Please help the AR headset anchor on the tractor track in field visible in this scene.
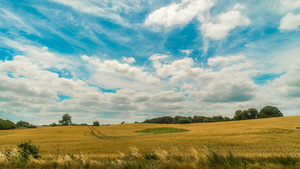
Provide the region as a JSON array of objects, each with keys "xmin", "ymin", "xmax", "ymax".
[{"xmin": 88, "ymin": 126, "xmax": 119, "ymax": 139}]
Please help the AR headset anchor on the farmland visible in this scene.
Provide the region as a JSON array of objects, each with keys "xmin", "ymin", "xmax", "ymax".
[{"xmin": 1, "ymin": 116, "xmax": 300, "ymax": 168}]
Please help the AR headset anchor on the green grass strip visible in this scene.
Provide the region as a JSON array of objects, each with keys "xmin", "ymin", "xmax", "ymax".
[{"xmin": 137, "ymin": 127, "xmax": 189, "ymax": 134}]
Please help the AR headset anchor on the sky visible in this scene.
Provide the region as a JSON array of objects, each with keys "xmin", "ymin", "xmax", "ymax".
[{"xmin": 0, "ymin": 0, "xmax": 300, "ymax": 125}]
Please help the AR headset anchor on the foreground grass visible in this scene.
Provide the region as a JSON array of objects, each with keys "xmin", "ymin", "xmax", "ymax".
[
  {"xmin": 1, "ymin": 146, "xmax": 299, "ymax": 169},
  {"xmin": 137, "ymin": 127, "xmax": 189, "ymax": 134}
]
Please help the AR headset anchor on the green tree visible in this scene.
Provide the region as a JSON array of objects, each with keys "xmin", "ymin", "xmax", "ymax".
[
  {"xmin": 242, "ymin": 110, "xmax": 251, "ymax": 120},
  {"xmin": 93, "ymin": 121, "xmax": 100, "ymax": 126},
  {"xmin": 50, "ymin": 123, "xmax": 57, "ymax": 127},
  {"xmin": 178, "ymin": 118, "xmax": 192, "ymax": 124},
  {"xmin": 233, "ymin": 110, "xmax": 243, "ymax": 120},
  {"xmin": 16, "ymin": 120, "xmax": 36, "ymax": 128},
  {"xmin": 258, "ymin": 106, "xmax": 283, "ymax": 118},
  {"xmin": 248, "ymin": 108, "xmax": 258, "ymax": 119},
  {"xmin": 224, "ymin": 117, "xmax": 231, "ymax": 121},
  {"xmin": 0, "ymin": 119, "xmax": 16, "ymax": 130},
  {"xmin": 59, "ymin": 114, "xmax": 72, "ymax": 126}
]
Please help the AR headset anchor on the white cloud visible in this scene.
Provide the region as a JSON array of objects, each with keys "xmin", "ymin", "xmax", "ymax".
[
  {"xmin": 145, "ymin": 0, "xmax": 214, "ymax": 28},
  {"xmin": 233, "ymin": 3, "xmax": 246, "ymax": 10},
  {"xmin": 149, "ymin": 54, "xmax": 169, "ymax": 61},
  {"xmin": 81, "ymin": 55, "xmax": 160, "ymax": 89},
  {"xmin": 271, "ymin": 59, "xmax": 300, "ymax": 97},
  {"xmin": 154, "ymin": 57, "xmax": 209, "ymax": 82},
  {"xmin": 122, "ymin": 57, "xmax": 136, "ymax": 63},
  {"xmin": 279, "ymin": 13, "xmax": 300, "ymax": 31},
  {"xmin": 180, "ymin": 49, "xmax": 193, "ymax": 56},
  {"xmin": 279, "ymin": 0, "xmax": 300, "ymax": 11},
  {"xmin": 208, "ymin": 55, "xmax": 246, "ymax": 66},
  {"xmin": 201, "ymin": 10, "xmax": 251, "ymax": 40},
  {"xmin": 152, "ymin": 56, "xmax": 257, "ymax": 103}
]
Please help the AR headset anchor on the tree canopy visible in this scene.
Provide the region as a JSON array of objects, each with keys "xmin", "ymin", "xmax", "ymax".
[
  {"xmin": 258, "ymin": 106, "xmax": 283, "ymax": 118},
  {"xmin": 59, "ymin": 114, "xmax": 72, "ymax": 126}
]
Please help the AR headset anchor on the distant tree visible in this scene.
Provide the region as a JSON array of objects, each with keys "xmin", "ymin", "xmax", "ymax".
[
  {"xmin": 17, "ymin": 120, "xmax": 36, "ymax": 128},
  {"xmin": 17, "ymin": 120, "xmax": 30, "ymax": 127},
  {"xmin": 134, "ymin": 121, "xmax": 139, "ymax": 123},
  {"xmin": 203, "ymin": 118, "xmax": 210, "ymax": 123},
  {"xmin": 174, "ymin": 115, "xmax": 181, "ymax": 124},
  {"xmin": 178, "ymin": 118, "xmax": 192, "ymax": 124},
  {"xmin": 248, "ymin": 108, "xmax": 258, "ymax": 119},
  {"xmin": 59, "ymin": 114, "xmax": 72, "ymax": 126},
  {"xmin": 93, "ymin": 121, "xmax": 100, "ymax": 126},
  {"xmin": 121, "ymin": 121, "xmax": 125, "ymax": 124},
  {"xmin": 242, "ymin": 110, "xmax": 251, "ymax": 120},
  {"xmin": 50, "ymin": 123, "xmax": 57, "ymax": 127},
  {"xmin": 0, "ymin": 119, "xmax": 16, "ymax": 130},
  {"xmin": 233, "ymin": 110, "xmax": 243, "ymax": 120},
  {"xmin": 224, "ymin": 117, "xmax": 231, "ymax": 121},
  {"xmin": 213, "ymin": 116, "xmax": 224, "ymax": 122},
  {"xmin": 258, "ymin": 106, "xmax": 283, "ymax": 118}
]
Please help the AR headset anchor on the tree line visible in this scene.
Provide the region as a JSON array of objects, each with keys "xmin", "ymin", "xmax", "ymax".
[
  {"xmin": 0, "ymin": 119, "xmax": 36, "ymax": 130},
  {"xmin": 143, "ymin": 106, "xmax": 283, "ymax": 124}
]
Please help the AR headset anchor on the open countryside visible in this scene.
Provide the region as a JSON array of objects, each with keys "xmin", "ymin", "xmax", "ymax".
[{"xmin": 1, "ymin": 116, "xmax": 300, "ymax": 168}]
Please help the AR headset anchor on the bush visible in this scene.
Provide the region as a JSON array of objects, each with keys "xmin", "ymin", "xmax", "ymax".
[{"xmin": 18, "ymin": 140, "xmax": 40, "ymax": 160}]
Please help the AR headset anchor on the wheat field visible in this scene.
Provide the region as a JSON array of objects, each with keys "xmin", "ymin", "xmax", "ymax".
[{"xmin": 1, "ymin": 116, "xmax": 299, "ymax": 160}]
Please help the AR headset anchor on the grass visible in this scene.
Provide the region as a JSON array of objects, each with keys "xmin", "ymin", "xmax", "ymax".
[
  {"xmin": 0, "ymin": 116, "xmax": 300, "ymax": 168},
  {"xmin": 1, "ymin": 146, "xmax": 299, "ymax": 169},
  {"xmin": 137, "ymin": 127, "xmax": 189, "ymax": 134}
]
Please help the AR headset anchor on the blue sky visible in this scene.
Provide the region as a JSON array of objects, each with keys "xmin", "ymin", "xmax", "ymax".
[{"xmin": 0, "ymin": 0, "xmax": 300, "ymax": 125}]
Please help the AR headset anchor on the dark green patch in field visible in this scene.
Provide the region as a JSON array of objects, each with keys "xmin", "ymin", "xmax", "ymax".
[{"xmin": 137, "ymin": 127, "xmax": 189, "ymax": 134}]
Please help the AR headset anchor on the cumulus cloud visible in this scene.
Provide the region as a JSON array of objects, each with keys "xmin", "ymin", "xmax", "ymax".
[
  {"xmin": 279, "ymin": 13, "xmax": 300, "ymax": 31},
  {"xmin": 145, "ymin": 0, "xmax": 214, "ymax": 28},
  {"xmin": 145, "ymin": 1, "xmax": 250, "ymax": 40},
  {"xmin": 153, "ymin": 57, "xmax": 210, "ymax": 82},
  {"xmin": 122, "ymin": 57, "xmax": 136, "ymax": 63},
  {"xmin": 271, "ymin": 59, "xmax": 300, "ymax": 97},
  {"xmin": 201, "ymin": 10, "xmax": 251, "ymax": 40},
  {"xmin": 151, "ymin": 55, "xmax": 256, "ymax": 102},
  {"xmin": 82, "ymin": 55, "xmax": 160, "ymax": 88}
]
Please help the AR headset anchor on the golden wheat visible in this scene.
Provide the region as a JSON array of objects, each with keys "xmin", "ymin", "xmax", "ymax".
[{"xmin": 0, "ymin": 116, "xmax": 299, "ymax": 159}]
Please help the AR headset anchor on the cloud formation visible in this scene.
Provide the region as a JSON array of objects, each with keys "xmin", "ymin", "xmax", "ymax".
[
  {"xmin": 201, "ymin": 10, "xmax": 251, "ymax": 40},
  {"xmin": 279, "ymin": 13, "xmax": 300, "ymax": 31},
  {"xmin": 145, "ymin": 0, "xmax": 214, "ymax": 28}
]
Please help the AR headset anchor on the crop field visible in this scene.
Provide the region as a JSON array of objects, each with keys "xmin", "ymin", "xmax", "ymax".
[{"xmin": 1, "ymin": 116, "xmax": 300, "ymax": 168}]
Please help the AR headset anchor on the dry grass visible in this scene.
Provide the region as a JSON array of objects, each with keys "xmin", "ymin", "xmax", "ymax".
[{"xmin": 0, "ymin": 116, "xmax": 299, "ymax": 160}]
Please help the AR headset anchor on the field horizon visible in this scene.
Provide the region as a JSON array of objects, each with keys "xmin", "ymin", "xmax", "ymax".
[{"xmin": 1, "ymin": 116, "xmax": 300, "ymax": 158}]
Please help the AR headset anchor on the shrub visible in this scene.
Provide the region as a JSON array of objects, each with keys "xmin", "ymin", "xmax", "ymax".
[{"xmin": 18, "ymin": 140, "xmax": 40, "ymax": 160}]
